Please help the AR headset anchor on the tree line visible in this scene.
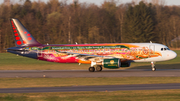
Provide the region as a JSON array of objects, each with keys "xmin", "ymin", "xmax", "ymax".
[{"xmin": 0, "ymin": 0, "xmax": 180, "ymax": 52}]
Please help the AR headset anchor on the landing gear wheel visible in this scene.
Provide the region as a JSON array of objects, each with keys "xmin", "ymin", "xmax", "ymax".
[
  {"xmin": 96, "ymin": 66, "xmax": 102, "ymax": 72},
  {"xmin": 89, "ymin": 67, "xmax": 95, "ymax": 72},
  {"xmin": 152, "ymin": 67, "xmax": 156, "ymax": 71},
  {"xmin": 151, "ymin": 62, "xmax": 156, "ymax": 71}
]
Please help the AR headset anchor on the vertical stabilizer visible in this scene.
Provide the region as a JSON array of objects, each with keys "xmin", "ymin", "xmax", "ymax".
[{"xmin": 10, "ymin": 18, "xmax": 42, "ymax": 47}]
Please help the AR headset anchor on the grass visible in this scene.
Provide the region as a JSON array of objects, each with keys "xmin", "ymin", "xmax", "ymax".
[
  {"xmin": 0, "ymin": 50, "xmax": 180, "ymax": 70},
  {"xmin": 0, "ymin": 90, "xmax": 180, "ymax": 101},
  {"xmin": 0, "ymin": 77, "xmax": 180, "ymax": 88}
]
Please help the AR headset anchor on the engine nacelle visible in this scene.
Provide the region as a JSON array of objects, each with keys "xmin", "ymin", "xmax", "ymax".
[
  {"xmin": 121, "ymin": 62, "xmax": 131, "ymax": 67},
  {"xmin": 103, "ymin": 58, "xmax": 121, "ymax": 68}
]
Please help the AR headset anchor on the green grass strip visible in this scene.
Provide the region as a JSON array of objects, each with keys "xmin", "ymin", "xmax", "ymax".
[
  {"xmin": 0, "ymin": 77, "xmax": 180, "ymax": 88},
  {"xmin": 0, "ymin": 90, "xmax": 180, "ymax": 101}
]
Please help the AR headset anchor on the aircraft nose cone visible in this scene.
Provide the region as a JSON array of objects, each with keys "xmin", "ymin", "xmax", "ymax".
[{"xmin": 170, "ymin": 51, "xmax": 177, "ymax": 60}]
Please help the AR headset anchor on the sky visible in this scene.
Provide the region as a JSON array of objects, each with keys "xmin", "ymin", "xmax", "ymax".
[{"xmin": 1, "ymin": 0, "xmax": 180, "ymax": 6}]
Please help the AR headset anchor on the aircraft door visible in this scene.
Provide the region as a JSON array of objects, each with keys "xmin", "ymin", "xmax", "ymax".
[{"xmin": 149, "ymin": 45, "xmax": 155, "ymax": 55}]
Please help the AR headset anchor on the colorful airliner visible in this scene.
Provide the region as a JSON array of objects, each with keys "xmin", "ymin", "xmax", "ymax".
[{"xmin": 7, "ymin": 18, "xmax": 177, "ymax": 72}]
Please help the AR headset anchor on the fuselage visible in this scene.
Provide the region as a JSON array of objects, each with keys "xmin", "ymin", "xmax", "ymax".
[{"xmin": 7, "ymin": 43, "xmax": 177, "ymax": 64}]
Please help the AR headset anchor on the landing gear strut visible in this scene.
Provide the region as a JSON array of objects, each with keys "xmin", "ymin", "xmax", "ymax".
[{"xmin": 151, "ymin": 62, "xmax": 156, "ymax": 71}]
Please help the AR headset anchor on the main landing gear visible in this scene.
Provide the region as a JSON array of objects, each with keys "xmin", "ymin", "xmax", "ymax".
[
  {"xmin": 96, "ymin": 66, "xmax": 102, "ymax": 72},
  {"xmin": 89, "ymin": 66, "xmax": 102, "ymax": 72},
  {"xmin": 89, "ymin": 61, "xmax": 103, "ymax": 72},
  {"xmin": 89, "ymin": 67, "xmax": 95, "ymax": 72},
  {"xmin": 151, "ymin": 62, "xmax": 156, "ymax": 71}
]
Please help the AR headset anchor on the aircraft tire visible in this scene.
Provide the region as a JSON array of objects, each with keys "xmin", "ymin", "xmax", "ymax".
[
  {"xmin": 89, "ymin": 67, "xmax": 95, "ymax": 72},
  {"xmin": 96, "ymin": 66, "xmax": 102, "ymax": 72},
  {"xmin": 152, "ymin": 67, "xmax": 156, "ymax": 71}
]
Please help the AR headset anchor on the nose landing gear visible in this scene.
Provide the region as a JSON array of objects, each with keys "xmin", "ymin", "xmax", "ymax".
[{"xmin": 151, "ymin": 62, "xmax": 156, "ymax": 71}]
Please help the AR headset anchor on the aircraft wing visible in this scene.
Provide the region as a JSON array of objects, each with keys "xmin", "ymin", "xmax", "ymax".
[{"xmin": 54, "ymin": 50, "xmax": 114, "ymax": 61}]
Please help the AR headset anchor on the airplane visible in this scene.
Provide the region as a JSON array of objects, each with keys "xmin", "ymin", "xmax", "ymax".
[{"xmin": 7, "ymin": 18, "xmax": 177, "ymax": 72}]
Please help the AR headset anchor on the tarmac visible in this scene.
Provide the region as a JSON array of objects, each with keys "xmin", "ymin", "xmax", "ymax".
[
  {"xmin": 0, "ymin": 83, "xmax": 180, "ymax": 93},
  {"xmin": 0, "ymin": 69, "xmax": 180, "ymax": 93},
  {"xmin": 0, "ymin": 69, "xmax": 180, "ymax": 78}
]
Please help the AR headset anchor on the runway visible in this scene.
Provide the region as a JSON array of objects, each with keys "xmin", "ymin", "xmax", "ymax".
[
  {"xmin": 0, "ymin": 83, "xmax": 180, "ymax": 93},
  {"xmin": 1, "ymin": 69, "xmax": 180, "ymax": 93},
  {"xmin": 0, "ymin": 69, "xmax": 180, "ymax": 78}
]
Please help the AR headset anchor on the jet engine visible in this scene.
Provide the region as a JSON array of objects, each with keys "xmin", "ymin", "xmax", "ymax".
[
  {"xmin": 121, "ymin": 62, "xmax": 131, "ymax": 67},
  {"xmin": 103, "ymin": 58, "xmax": 121, "ymax": 68}
]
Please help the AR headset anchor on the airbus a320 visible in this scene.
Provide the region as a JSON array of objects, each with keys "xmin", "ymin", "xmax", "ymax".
[{"xmin": 7, "ymin": 18, "xmax": 177, "ymax": 72}]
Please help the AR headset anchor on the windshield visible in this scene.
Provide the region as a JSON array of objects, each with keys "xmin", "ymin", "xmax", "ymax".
[{"xmin": 161, "ymin": 48, "xmax": 170, "ymax": 51}]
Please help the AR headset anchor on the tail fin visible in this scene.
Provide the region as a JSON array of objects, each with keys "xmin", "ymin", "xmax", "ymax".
[{"xmin": 10, "ymin": 18, "xmax": 42, "ymax": 47}]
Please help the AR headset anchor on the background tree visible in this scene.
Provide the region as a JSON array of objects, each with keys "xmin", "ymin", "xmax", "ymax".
[
  {"xmin": 101, "ymin": 0, "xmax": 118, "ymax": 43},
  {"xmin": 115, "ymin": 4, "xmax": 126, "ymax": 43},
  {"xmin": 123, "ymin": 1, "xmax": 155, "ymax": 43}
]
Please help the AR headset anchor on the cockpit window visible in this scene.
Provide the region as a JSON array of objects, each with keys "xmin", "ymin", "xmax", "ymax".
[{"xmin": 161, "ymin": 48, "xmax": 170, "ymax": 51}]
